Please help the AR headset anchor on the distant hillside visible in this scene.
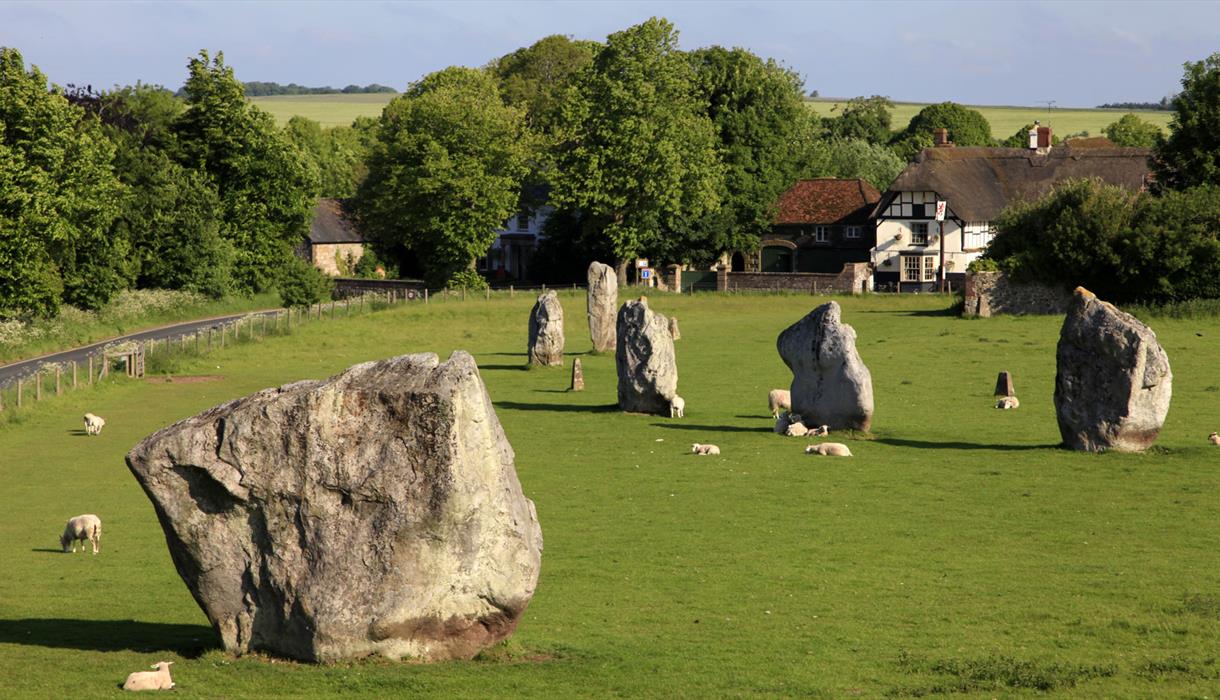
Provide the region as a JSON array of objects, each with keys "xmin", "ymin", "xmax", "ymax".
[
  {"xmin": 242, "ymin": 81, "xmax": 397, "ymax": 97},
  {"xmin": 1096, "ymin": 98, "xmax": 1174, "ymax": 111}
]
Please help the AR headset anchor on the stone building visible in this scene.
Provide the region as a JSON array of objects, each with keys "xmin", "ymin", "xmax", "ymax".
[{"xmin": 301, "ymin": 198, "xmax": 365, "ymax": 276}]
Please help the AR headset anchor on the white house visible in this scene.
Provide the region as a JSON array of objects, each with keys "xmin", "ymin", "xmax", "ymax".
[
  {"xmin": 480, "ymin": 187, "xmax": 553, "ymax": 281},
  {"xmin": 871, "ymin": 126, "xmax": 1153, "ymax": 292}
]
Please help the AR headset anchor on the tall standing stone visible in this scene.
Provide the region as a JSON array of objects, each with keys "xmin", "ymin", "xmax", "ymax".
[
  {"xmin": 570, "ymin": 357, "xmax": 585, "ymax": 391},
  {"xmin": 776, "ymin": 301, "xmax": 873, "ymax": 431},
  {"xmin": 125, "ymin": 352, "xmax": 543, "ymax": 662},
  {"xmin": 528, "ymin": 290, "xmax": 564, "ymax": 366},
  {"xmin": 587, "ymin": 262, "xmax": 618, "ymax": 353},
  {"xmin": 1054, "ymin": 287, "xmax": 1172, "ymax": 452},
  {"xmin": 615, "ymin": 300, "xmax": 678, "ymax": 415}
]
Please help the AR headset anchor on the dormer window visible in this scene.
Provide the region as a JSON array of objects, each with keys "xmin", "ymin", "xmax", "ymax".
[
  {"xmin": 516, "ymin": 212, "xmax": 530, "ymax": 231},
  {"xmin": 814, "ymin": 226, "xmax": 830, "ymax": 243}
]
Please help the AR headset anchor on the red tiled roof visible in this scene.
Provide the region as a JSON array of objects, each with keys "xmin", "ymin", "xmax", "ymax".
[{"xmin": 773, "ymin": 178, "xmax": 882, "ymax": 226}]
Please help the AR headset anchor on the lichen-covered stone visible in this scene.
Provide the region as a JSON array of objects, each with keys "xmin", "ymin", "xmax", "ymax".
[
  {"xmin": 587, "ymin": 262, "xmax": 618, "ymax": 353},
  {"xmin": 615, "ymin": 300, "xmax": 678, "ymax": 415},
  {"xmin": 126, "ymin": 352, "xmax": 543, "ymax": 662},
  {"xmin": 1054, "ymin": 287, "xmax": 1172, "ymax": 452},
  {"xmin": 776, "ymin": 301, "xmax": 873, "ymax": 431},
  {"xmin": 528, "ymin": 290, "xmax": 564, "ymax": 366}
]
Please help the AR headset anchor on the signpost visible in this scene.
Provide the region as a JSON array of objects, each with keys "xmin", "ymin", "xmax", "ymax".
[{"xmin": 935, "ymin": 200, "xmax": 947, "ymax": 293}]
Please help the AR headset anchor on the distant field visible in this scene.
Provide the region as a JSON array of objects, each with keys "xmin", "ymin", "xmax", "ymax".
[
  {"xmin": 249, "ymin": 93, "xmax": 396, "ymax": 127},
  {"xmin": 249, "ymin": 93, "xmax": 1174, "ymax": 139},
  {"xmin": 806, "ymin": 99, "xmax": 1173, "ymax": 139}
]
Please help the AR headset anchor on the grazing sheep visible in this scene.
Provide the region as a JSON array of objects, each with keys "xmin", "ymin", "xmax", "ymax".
[
  {"xmin": 995, "ymin": 396, "xmax": 1020, "ymax": 410},
  {"xmin": 768, "ymin": 389, "xmax": 791, "ymax": 418},
  {"xmin": 1210, "ymin": 432, "xmax": 1219, "ymax": 445},
  {"xmin": 785, "ymin": 422, "xmax": 809, "ymax": 437},
  {"xmin": 809, "ymin": 424, "xmax": 829, "ymax": 437},
  {"xmin": 669, "ymin": 394, "xmax": 685, "ymax": 418},
  {"xmin": 60, "ymin": 514, "xmax": 102, "ymax": 554},
  {"xmin": 804, "ymin": 442, "xmax": 853, "ymax": 457},
  {"xmin": 122, "ymin": 661, "xmax": 174, "ymax": 691},
  {"xmin": 83, "ymin": 412, "xmax": 106, "ymax": 435},
  {"xmin": 690, "ymin": 443, "xmax": 721, "ymax": 456}
]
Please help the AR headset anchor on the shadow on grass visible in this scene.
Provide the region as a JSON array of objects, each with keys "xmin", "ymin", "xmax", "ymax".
[
  {"xmin": 68, "ymin": 429, "xmax": 89, "ymax": 437},
  {"xmin": 495, "ymin": 401, "xmax": 619, "ymax": 413},
  {"xmin": 30, "ymin": 548, "xmax": 64, "ymax": 554},
  {"xmin": 479, "ymin": 364, "xmax": 529, "ymax": 372},
  {"xmin": 876, "ymin": 437, "xmax": 1061, "ymax": 451},
  {"xmin": 0, "ymin": 619, "xmax": 217, "ymax": 657},
  {"xmin": 650, "ymin": 422, "xmax": 772, "ymax": 434}
]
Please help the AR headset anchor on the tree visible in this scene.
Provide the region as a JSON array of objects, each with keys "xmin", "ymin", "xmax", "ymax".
[
  {"xmin": 490, "ymin": 35, "xmax": 598, "ymax": 135},
  {"xmin": 549, "ymin": 17, "xmax": 723, "ymax": 281},
  {"xmin": 902, "ymin": 101, "xmax": 992, "ymax": 145},
  {"xmin": 823, "ymin": 95, "xmax": 893, "ymax": 145},
  {"xmin": 0, "ymin": 48, "xmax": 125, "ymax": 317},
  {"xmin": 284, "ymin": 116, "xmax": 369, "ymax": 198},
  {"xmin": 355, "ymin": 66, "xmax": 529, "ymax": 287},
  {"xmin": 174, "ymin": 50, "xmax": 319, "ymax": 293},
  {"xmin": 1156, "ymin": 52, "xmax": 1220, "ymax": 190},
  {"xmin": 1102, "ymin": 113, "xmax": 1161, "ymax": 148},
  {"xmin": 797, "ymin": 138, "xmax": 905, "ymax": 191}
]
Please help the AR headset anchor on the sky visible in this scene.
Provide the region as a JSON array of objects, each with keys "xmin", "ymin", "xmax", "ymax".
[{"xmin": 2, "ymin": 0, "xmax": 1218, "ymax": 107}]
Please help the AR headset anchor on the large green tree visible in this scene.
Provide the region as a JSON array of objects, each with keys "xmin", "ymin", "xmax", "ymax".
[
  {"xmin": 823, "ymin": 95, "xmax": 893, "ymax": 145},
  {"xmin": 798, "ymin": 138, "xmax": 905, "ymax": 191},
  {"xmin": 1155, "ymin": 52, "xmax": 1220, "ymax": 190},
  {"xmin": 490, "ymin": 34, "xmax": 598, "ymax": 135},
  {"xmin": 356, "ymin": 66, "xmax": 529, "ymax": 287},
  {"xmin": 174, "ymin": 50, "xmax": 318, "ymax": 294},
  {"xmin": 1102, "ymin": 113, "xmax": 1162, "ymax": 148},
  {"xmin": 0, "ymin": 48, "xmax": 125, "ymax": 317},
  {"xmin": 284, "ymin": 115, "xmax": 370, "ymax": 198},
  {"xmin": 550, "ymin": 17, "xmax": 723, "ymax": 280}
]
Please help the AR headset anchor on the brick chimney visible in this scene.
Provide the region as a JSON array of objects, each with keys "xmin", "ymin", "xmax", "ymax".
[
  {"xmin": 1028, "ymin": 121, "xmax": 1052, "ymax": 154},
  {"xmin": 932, "ymin": 128, "xmax": 952, "ymax": 147}
]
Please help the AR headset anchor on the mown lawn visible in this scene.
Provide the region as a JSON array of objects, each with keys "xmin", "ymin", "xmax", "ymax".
[{"xmin": 1, "ymin": 291, "xmax": 1218, "ymax": 698}]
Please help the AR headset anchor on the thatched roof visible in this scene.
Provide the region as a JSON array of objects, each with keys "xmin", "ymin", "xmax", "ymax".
[
  {"xmin": 308, "ymin": 198, "xmax": 363, "ymax": 244},
  {"xmin": 879, "ymin": 146, "xmax": 1153, "ymax": 221},
  {"xmin": 774, "ymin": 178, "xmax": 881, "ymax": 226}
]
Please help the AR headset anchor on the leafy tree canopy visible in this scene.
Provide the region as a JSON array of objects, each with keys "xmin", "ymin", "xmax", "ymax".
[
  {"xmin": 1155, "ymin": 52, "xmax": 1220, "ymax": 190},
  {"xmin": 823, "ymin": 95, "xmax": 893, "ymax": 145},
  {"xmin": 797, "ymin": 137, "xmax": 905, "ymax": 191},
  {"xmin": 1102, "ymin": 113, "xmax": 1162, "ymax": 148},
  {"xmin": 490, "ymin": 35, "xmax": 598, "ymax": 135},
  {"xmin": 902, "ymin": 101, "xmax": 992, "ymax": 146}
]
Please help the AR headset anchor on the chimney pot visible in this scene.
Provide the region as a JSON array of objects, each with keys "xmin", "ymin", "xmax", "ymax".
[{"xmin": 933, "ymin": 128, "xmax": 951, "ymax": 147}]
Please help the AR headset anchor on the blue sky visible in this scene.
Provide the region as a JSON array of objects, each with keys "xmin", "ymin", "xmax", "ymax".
[{"xmin": 2, "ymin": 0, "xmax": 1217, "ymax": 106}]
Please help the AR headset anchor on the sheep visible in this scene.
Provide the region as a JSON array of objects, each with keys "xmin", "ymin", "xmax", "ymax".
[
  {"xmin": 60, "ymin": 514, "xmax": 102, "ymax": 554},
  {"xmin": 1210, "ymin": 432, "xmax": 1219, "ymax": 445},
  {"xmin": 122, "ymin": 661, "xmax": 175, "ymax": 691},
  {"xmin": 805, "ymin": 442, "xmax": 853, "ymax": 457},
  {"xmin": 995, "ymin": 396, "xmax": 1020, "ymax": 410},
  {"xmin": 83, "ymin": 412, "xmax": 106, "ymax": 435},
  {"xmin": 690, "ymin": 443, "xmax": 721, "ymax": 456},
  {"xmin": 669, "ymin": 394, "xmax": 685, "ymax": 418},
  {"xmin": 785, "ymin": 422, "xmax": 809, "ymax": 437},
  {"xmin": 768, "ymin": 389, "xmax": 791, "ymax": 418},
  {"xmin": 809, "ymin": 424, "xmax": 830, "ymax": 437}
]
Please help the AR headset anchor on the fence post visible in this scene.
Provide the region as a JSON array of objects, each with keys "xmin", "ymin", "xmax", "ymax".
[
  {"xmin": 17, "ymin": 378, "xmax": 22, "ymax": 407},
  {"xmin": 221, "ymin": 325, "xmax": 226, "ymax": 348},
  {"xmin": 485, "ymin": 286, "xmax": 490, "ymax": 301},
  {"xmin": 424, "ymin": 288, "xmax": 429, "ymax": 304},
  {"xmin": 36, "ymin": 370, "xmax": 42, "ymax": 401},
  {"xmin": 56, "ymin": 367, "xmax": 61, "ymax": 396},
  {"xmin": 462, "ymin": 286, "xmax": 467, "ymax": 301},
  {"xmin": 88, "ymin": 356, "xmax": 93, "ymax": 385}
]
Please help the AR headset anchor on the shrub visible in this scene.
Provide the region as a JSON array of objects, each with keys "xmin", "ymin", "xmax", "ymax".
[
  {"xmin": 278, "ymin": 257, "xmax": 333, "ymax": 308},
  {"xmin": 445, "ymin": 269, "xmax": 489, "ymax": 292}
]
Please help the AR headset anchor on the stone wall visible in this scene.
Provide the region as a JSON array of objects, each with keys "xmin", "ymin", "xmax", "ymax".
[
  {"xmin": 311, "ymin": 242, "xmax": 365, "ymax": 276},
  {"xmin": 963, "ymin": 271, "xmax": 1072, "ymax": 317},
  {"xmin": 720, "ymin": 263, "xmax": 872, "ymax": 294},
  {"xmin": 332, "ymin": 278, "xmax": 427, "ymax": 300}
]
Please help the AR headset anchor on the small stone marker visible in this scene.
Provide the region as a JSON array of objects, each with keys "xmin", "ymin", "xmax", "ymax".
[
  {"xmin": 669, "ymin": 316, "xmax": 681, "ymax": 340},
  {"xmin": 994, "ymin": 371, "xmax": 1014, "ymax": 397},
  {"xmin": 570, "ymin": 357, "xmax": 585, "ymax": 391}
]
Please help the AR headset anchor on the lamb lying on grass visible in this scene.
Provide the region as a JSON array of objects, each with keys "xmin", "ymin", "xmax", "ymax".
[
  {"xmin": 768, "ymin": 389, "xmax": 791, "ymax": 418},
  {"xmin": 805, "ymin": 442, "xmax": 852, "ymax": 457},
  {"xmin": 809, "ymin": 424, "xmax": 829, "ymax": 437},
  {"xmin": 690, "ymin": 443, "xmax": 720, "ymax": 456},
  {"xmin": 995, "ymin": 396, "xmax": 1020, "ymax": 410},
  {"xmin": 1210, "ymin": 431, "xmax": 1219, "ymax": 445},
  {"xmin": 122, "ymin": 661, "xmax": 174, "ymax": 691},
  {"xmin": 61, "ymin": 514, "xmax": 102, "ymax": 554},
  {"xmin": 670, "ymin": 395, "xmax": 685, "ymax": 418},
  {"xmin": 84, "ymin": 412, "xmax": 106, "ymax": 435}
]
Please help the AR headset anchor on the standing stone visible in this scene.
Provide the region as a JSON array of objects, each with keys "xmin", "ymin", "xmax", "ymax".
[
  {"xmin": 1055, "ymin": 287, "xmax": 1172, "ymax": 452},
  {"xmin": 528, "ymin": 290, "xmax": 564, "ymax": 366},
  {"xmin": 994, "ymin": 371, "xmax": 1015, "ymax": 397},
  {"xmin": 570, "ymin": 357, "xmax": 585, "ymax": 391},
  {"xmin": 126, "ymin": 352, "xmax": 543, "ymax": 663},
  {"xmin": 776, "ymin": 301, "xmax": 874, "ymax": 431},
  {"xmin": 669, "ymin": 316, "xmax": 681, "ymax": 341},
  {"xmin": 615, "ymin": 300, "xmax": 678, "ymax": 415},
  {"xmin": 587, "ymin": 262, "xmax": 618, "ymax": 353}
]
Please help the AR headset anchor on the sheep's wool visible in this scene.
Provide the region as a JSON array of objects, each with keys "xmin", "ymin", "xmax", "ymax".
[
  {"xmin": 126, "ymin": 352, "xmax": 542, "ymax": 662},
  {"xmin": 1055, "ymin": 287, "xmax": 1171, "ymax": 452}
]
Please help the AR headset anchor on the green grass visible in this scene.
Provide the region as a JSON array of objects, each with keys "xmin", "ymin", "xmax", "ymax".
[
  {"xmin": 2, "ymin": 290, "xmax": 1219, "ymax": 697},
  {"xmin": 249, "ymin": 94, "xmax": 396, "ymax": 127},
  {"xmin": 806, "ymin": 98, "xmax": 1173, "ymax": 139}
]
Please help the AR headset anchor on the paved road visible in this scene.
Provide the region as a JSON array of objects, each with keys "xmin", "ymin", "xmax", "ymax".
[{"xmin": 0, "ymin": 309, "xmax": 285, "ymax": 388}]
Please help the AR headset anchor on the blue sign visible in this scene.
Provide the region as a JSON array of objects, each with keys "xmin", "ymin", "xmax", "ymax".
[{"xmin": 640, "ymin": 268, "xmax": 652, "ymax": 279}]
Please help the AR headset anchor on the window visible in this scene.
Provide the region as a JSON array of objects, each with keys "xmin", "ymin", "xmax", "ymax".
[
  {"xmin": 814, "ymin": 226, "xmax": 830, "ymax": 243},
  {"xmin": 963, "ymin": 221, "xmax": 993, "ymax": 250},
  {"xmin": 845, "ymin": 225, "xmax": 862, "ymax": 239},
  {"xmin": 924, "ymin": 255, "xmax": 936, "ymax": 280},
  {"xmin": 911, "ymin": 222, "xmax": 929, "ymax": 245},
  {"xmin": 902, "ymin": 256, "xmax": 922, "ymax": 282},
  {"xmin": 516, "ymin": 212, "xmax": 530, "ymax": 231}
]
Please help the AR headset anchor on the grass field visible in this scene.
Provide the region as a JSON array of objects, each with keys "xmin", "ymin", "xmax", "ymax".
[
  {"xmin": 250, "ymin": 93, "xmax": 1173, "ymax": 138},
  {"xmin": 2, "ymin": 291, "xmax": 1218, "ymax": 697}
]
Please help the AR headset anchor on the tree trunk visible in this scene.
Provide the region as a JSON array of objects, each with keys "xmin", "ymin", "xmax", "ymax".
[{"xmin": 616, "ymin": 258, "xmax": 628, "ymax": 287}]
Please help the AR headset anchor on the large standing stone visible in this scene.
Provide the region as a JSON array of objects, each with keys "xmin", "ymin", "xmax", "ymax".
[
  {"xmin": 615, "ymin": 300, "xmax": 678, "ymax": 415},
  {"xmin": 528, "ymin": 290, "xmax": 564, "ymax": 366},
  {"xmin": 125, "ymin": 352, "xmax": 543, "ymax": 663},
  {"xmin": 776, "ymin": 301, "xmax": 874, "ymax": 431},
  {"xmin": 587, "ymin": 262, "xmax": 618, "ymax": 353},
  {"xmin": 1054, "ymin": 287, "xmax": 1172, "ymax": 452}
]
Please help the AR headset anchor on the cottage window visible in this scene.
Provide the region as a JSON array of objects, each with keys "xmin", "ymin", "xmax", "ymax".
[
  {"xmin": 902, "ymin": 256, "xmax": 922, "ymax": 282},
  {"xmin": 911, "ymin": 222, "xmax": 929, "ymax": 245},
  {"xmin": 924, "ymin": 255, "xmax": 936, "ymax": 280},
  {"xmin": 963, "ymin": 221, "xmax": 993, "ymax": 250},
  {"xmin": 845, "ymin": 225, "xmax": 862, "ymax": 239},
  {"xmin": 814, "ymin": 226, "xmax": 830, "ymax": 243},
  {"xmin": 516, "ymin": 212, "xmax": 530, "ymax": 231}
]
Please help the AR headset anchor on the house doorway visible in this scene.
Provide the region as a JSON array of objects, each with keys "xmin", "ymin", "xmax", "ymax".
[{"xmin": 730, "ymin": 252, "xmax": 745, "ymax": 272}]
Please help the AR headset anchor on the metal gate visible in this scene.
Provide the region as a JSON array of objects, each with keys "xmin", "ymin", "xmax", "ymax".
[{"xmin": 680, "ymin": 270, "xmax": 718, "ymax": 292}]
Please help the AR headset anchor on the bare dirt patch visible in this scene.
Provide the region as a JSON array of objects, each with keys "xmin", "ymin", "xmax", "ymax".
[{"xmin": 145, "ymin": 375, "xmax": 225, "ymax": 384}]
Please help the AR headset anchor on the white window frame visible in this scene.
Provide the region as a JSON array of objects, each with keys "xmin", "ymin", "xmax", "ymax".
[
  {"xmin": 814, "ymin": 226, "xmax": 830, "ymax": 243},
  {"xmin": 911, "ymin": 222, "xmax": 929, "ymax": 246},
  {"xmin": 901, "ymin": 255, "xmax": 922, "ymax": 282},
  {"xmin": 963, "ymin": 221, "xmax": 993, "ymax": 250},
  {"xmin": 515, "ymin": 212, "xmax": 530, "ymax": 232},
  {"xmin": 845, "ymin": 225, "xmax": 862, "ymax": 239},
  {"xmin": 924, "ymin": 255, "xmax": 936, "ymax": 281}
]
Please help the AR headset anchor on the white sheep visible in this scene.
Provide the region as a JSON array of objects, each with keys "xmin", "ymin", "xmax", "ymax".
[
  {"xmin": 805, "ymin": 442, "xmax": 853, "ymax": 457},
  {"xmin": 84, "ymin": 412, "xmax": 106, "ymax": 435},
  {"xmin": 768, "ymin": 389, "xmax": 791, "ymax": 418},
  {"xmin": 122, "ymin": 661, "xmax": 175, "ymax": 691},
  {"xmin": 785, "ymin": 422, "xmax": 809, "ymax": 437},
  {"xmin": 995, "ymin": 396, "xmax": 1020, "ymax": 410},
  {"xmin": 61, "ymin": 514, "xmax": 102, "ymax": 554},
  {"xmin": 1210, "ymin": 431, "xmax": 1219, "ymax": 445},
  {"xmin": 690, "ymin": 443, "xmax": 721, "ymax": 456},
  {"xmin": 669, "ymin": 395, "xmax": 685, "ymax": 418},
  {"xmin": 809, "ymin": 424, "xmax": 830, "ymax": 437}
]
